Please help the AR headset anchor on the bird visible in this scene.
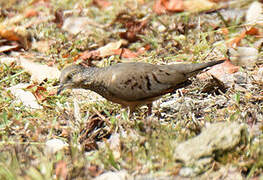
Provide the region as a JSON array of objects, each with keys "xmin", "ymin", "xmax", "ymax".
[{"xmin": 57, "ymin": 60, "xmax": 224, "ymax": 115}]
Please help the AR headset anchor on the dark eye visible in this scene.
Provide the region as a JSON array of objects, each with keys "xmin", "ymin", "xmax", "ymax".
[{"xmin": 67, "ymin": 75, "xmax": 72, "ymax": 81}]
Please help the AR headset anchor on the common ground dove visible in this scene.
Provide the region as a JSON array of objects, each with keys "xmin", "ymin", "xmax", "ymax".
[{"xmin": 57, "ymin": 60, "xmax": 224, "ymax": 114}]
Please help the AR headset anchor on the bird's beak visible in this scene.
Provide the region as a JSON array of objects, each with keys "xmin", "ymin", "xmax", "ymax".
[{"xmin": 57, "ymin": 85, "xmax": 64, "ymax": 95}]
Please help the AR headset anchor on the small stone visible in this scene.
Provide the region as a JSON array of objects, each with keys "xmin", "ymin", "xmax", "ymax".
[
  {"xmin": 229, "ymin": 47, "xmax": 258, "ymax": 68},
  {"xmin": 174, "ymin": 122, "xmax": 248, "ymax": 176},
  {"xmin": 94, "ymin": 171, "xmax": 131, "ymax": 180},
  {"xmin": 45, "ymin": 139, "xmax": 68, "ymax": 154}
]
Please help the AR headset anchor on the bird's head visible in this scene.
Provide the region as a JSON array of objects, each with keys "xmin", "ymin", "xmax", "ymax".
[{"xmin": 57, "ymin": 64, "xmax": 85, "ymax": 95}]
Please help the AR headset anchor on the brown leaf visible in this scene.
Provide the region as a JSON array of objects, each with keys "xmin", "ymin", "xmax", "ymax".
[
  {"xmin": 137, "ymin": 44, "xmax": 151, "ymax": 53},
  {"xmin": 153, "ymin": 0, "xmax": 184, "ymax": 14},
  {"xmin": 219, "ymin": 28, "xmax": 229, "ymax": 35},
  {"xmin": 162, "ymin": 0, "xmax": 184, "ymax": 12},
  {"xmin": 24, "ymin": 9, "xmax": 39, "ymax": 18},
  {"xmin": 112, "ymin": 48, "xmax": 138, "ymax": 58},
  {"xmin": 53, "ymin": 9, "xmax": 64, "ymax": 28},
  {"xmin": 112, "ymin": 45, "xmax": 150, "ymax": 58},
  {"xmin": 77, "ymin": 40, "xmax": 126, "ymax": 63},
  {"xmin": 26, "ymin": 84, "xmax": 48, "ymax": 103},
  {"xmin": 78, "ymin": 50, "xmax": 101, "ymax": 61},
  {"xmin": 198, "ymin": 60, "xmax": 239, "ymax": 80},
  {"xmin": 88, "ymin": 165, "xmax": 103, "ymax": 177},
  {"xmin": 228, "ymin": 27, "xmax": 261, "ymax": 48},
  {"xmin": 115, "ymin": 12, "xmax": 148, "ymax": 42},
  {"xmin": 30, "ymin": 0, "xmax": 50, "ymax": 5},
  {"xmin": 55, "ymin": 161, "xmax": 68, "ymax": 180},
  {"xmin": 97, "ymin": 40, "xmax": 124, "ymax": 56},
  {"xmin": 34, "ymin": 86, "xmax": 47, "ymax": 103},
  {"xmin": 153, "ymin": 0, "xmax": 167, "ymax": 14},
  {"xmin": 209, "ymin": 0, "xmax": 228, "ymax": 2},
  {"xmin": 93, "ymin": 0, "xmax": 112, "ymax": 9},
  {"xmin": 227, "ymin": 30, "xmax": 246, "ymax": 47},
  {"xmin": 245, "ymin": 27, "xmax": 260, "ymax": 36},
  {"xmin": 0, "ymin": 25, "xmax": 31, "ymax": 50}
]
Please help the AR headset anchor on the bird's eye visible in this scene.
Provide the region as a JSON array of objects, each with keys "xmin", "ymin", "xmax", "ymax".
[{"xmin": 67, "ymin": 75, "xmax": 72, "ymax": 81}]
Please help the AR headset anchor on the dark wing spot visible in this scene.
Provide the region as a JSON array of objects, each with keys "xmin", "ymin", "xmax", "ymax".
[
  {"xmin": 152, "ymin": 73, "xmax": 161, "ymax": 83},
  {"xmin": 124, "ymin": 79, "xmax": 132, "ymax": 85},
  {"xmin": 131, "ymin": 82, "xmax": 138, "ymax": 90},
  {"xmin": 165, "ymin": 72, "xmax": 171, "ymax": 76},
  {"xmin": 145, "ymin": 75, "xmax": 151, "ymax": 90},
  {"xmin": 159, "ymin": 69, "xmax": 164, "ymax": 72},
  {"xmin": 138, "ymin": 85, "xmax": 142, "ymax": 90}
]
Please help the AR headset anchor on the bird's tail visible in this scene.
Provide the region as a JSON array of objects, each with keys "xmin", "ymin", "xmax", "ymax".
[{"xmin": 176, "ymin": 60, "xmax": 224, "ymax": 78}]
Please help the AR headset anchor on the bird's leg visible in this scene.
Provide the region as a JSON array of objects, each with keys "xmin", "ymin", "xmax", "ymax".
[
  {"xmin": 128, "ymin": 106, "xmax": 135, "ymax": 119},
  {"xmin": 147, "ymin": 103, "xmax": 152, "ymax": 116},
  {"xmin": 144, "ymin": 103, "xmax": 154, "ymax": 133}
]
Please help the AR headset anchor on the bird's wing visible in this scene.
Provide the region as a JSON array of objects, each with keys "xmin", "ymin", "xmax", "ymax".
[{"xmin": 102, "ymin": 63, "xmax": 188, "ymax": 101}]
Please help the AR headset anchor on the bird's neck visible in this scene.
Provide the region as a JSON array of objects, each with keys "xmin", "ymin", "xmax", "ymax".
[
  {"xmin": 80, "ymin": 67, "xmax": 113, "ymax": 98},
  {"xmin": 81, "ymin": 67, "xmax": 105, "ymax": 88}
]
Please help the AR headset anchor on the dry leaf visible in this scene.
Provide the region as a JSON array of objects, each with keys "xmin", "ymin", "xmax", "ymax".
[
  {"xmin": 153, "ymin": 0, "xmax": 167, "ymax": 14},
  {"xmin": 88, "ymin": 165, "xmax": 103, "ymax": 177},
  {"xmin": 137, "ymin": 44, "xmax": 151, "ymax": 54},
  {"xmin": 8, "ymin": 83, "xmax": 43, "ymax": 109},
  {"xmin": 184, "ymin": 0, "xmax": 216, "ymax": 12},
  {"xmin": 62, "ymin": 17, "xmax": 101, "ymax": 35},
  {"xmin": 78, "ymin": 42, "xmax": 148, "ymax": 62},
  {"xmin": 219, "ymin": 28, "xmax": 229, "ymax": 35},
  {"xmin": 116, "ymin": 12, "xmax": 148, "ymax": 42},
  {"xmin": 34, "ymin": 86, "xmax": 48, "ymax": 102},
  {"xmin": 153, "ymin": 0, "xmax": 184, "ymax": 14},
  {"xmin": 245, "ymin": 27, "xmax": 260, "ymax": 36},
  {"xmin": 24, "ymin": 9, "xmax": 39, "ymax": 18},
  {"xmin": 112, "ymin": 45, "xmax": 150, "ymax": 58},
  {"xmin": 78, "ymin": 50, "xmax": 101, "ymax": 61},
  {"xmin": 93, "ymin": 0, "xmax": 112, "ymax": 9},
  {"xmin": 19, "ymin": 57, "xmax": 60, "ymax": 83},
  {"xmin": 246, "ymin": 1, "xmax": 263, "ymax": 26},
  {"xmin": 0, "ymin": 45, "xmax": 19, "ymax": 53},
  {"xmin": 198, "ymin": 60, "xmax": 240, "ymax": 80},
  {"xmin": 53, "ymin": 9, "xmax": 64, "ymax": 28},
  {"xmin": 112, "ymin": 48, "xmax": 138, "ymax": 58},
  {"xmin": 55, "ymin": 161, "xmax": 68, "ymax": 180},
  {"xmin": 78, "ymin": 40, "xmax": 126, "ymax": 62},
  {"xmin": 0, "ymin": 25, "xmax": 31, "ymax": 50},
  {"xmin": 162, "ymin": 0, "xmax": 184, "ymax": 12},
  {"xmin": 97, "ymin": 40, "xmax": 125, "ymax": 57},
  {"xmin": 209, "ymin": 0, "xmax": 228, "ymax": 2},
  {"xmin": 227, "ymin": 30, "xmax": 246, "ymax": 47}
]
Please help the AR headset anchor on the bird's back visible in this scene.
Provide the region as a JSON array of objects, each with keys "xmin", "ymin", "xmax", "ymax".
[{"xmin": 97, "ymin": 62, "xmax": 193, "ymax": 102}]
